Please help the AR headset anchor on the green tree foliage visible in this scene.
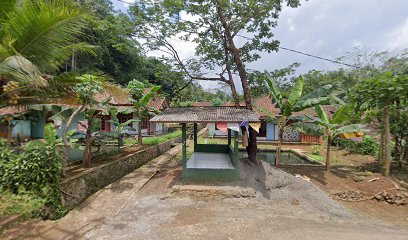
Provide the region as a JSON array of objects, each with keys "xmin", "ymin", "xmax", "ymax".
[
  {"xmin": 71, "ymin": 0, "xmax": 145, "ymax": 85},
  {"xmin": 262, "ymin": 76, "xmax": 332, "ymax": 165},
  {"xmin": 292, "ymin": 105, "xmax": 365, "ymax": 171},
  {"xmin": 0, "ymin": 124, "xmax": 66, "ymax": 219},
  {"xmin": 0, "ymin": 0, "xmax": 92, "ymax": 107},
  {"xmin": 249, "ymin": 63, "xmax": 300, "ymax": 97},
  {"xmin": 351, "ymin": 72, "xmax": 408, "ymax": 175},
  {"xmin": 128, "ymin": 79, "xmax": 161, "ymax": 145}
]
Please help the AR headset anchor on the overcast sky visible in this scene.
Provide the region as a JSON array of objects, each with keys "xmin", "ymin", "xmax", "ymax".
[{"xmin": 112, "ymin": 0, "xmax": 408, "ymax": 91}]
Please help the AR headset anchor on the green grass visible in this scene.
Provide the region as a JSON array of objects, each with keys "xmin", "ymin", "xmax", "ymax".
[
  {"xmin": 0, "ymin": 191, "xmax": 45, "ymax": 219},
  {"xmin": 308, "ymin": 154, "xmax": 326, "ymax": 162},
  {"xmin": 124, "ymin": 130, "xmax": 182, "ymax": 146}
]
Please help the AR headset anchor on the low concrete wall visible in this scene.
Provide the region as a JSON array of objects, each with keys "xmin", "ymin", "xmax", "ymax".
[{"xmin": 61, "ymin": 136, "xmax": 182, "ymax": 209}]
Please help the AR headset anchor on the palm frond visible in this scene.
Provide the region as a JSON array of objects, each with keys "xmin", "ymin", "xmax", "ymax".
[
  {"xmin": 3, "ymin": 0, "xmax": 89, "ymax": 71},
  {"xmin": 0, "ymin": 55, "xmax": 46, "ymax": 87},
  {"xmin": 0, "ymin": 0, "xmax": 16, "ymax": 23}
]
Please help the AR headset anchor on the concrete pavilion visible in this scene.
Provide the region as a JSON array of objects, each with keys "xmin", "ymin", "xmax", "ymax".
[{"xmin": 150, "ymin": 106, "xmax": 260, "ymax": 181}]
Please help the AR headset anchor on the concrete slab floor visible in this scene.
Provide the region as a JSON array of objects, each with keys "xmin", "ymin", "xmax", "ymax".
[{"xmin": 187, "ymin": 152, "xmax": 234, "ymax": 169}]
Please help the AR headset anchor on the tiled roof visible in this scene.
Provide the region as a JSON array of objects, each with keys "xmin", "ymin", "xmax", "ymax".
[
  {"xmin": 191, "ymin": 102, "xmax": 246, "ymax": 107},
  {"xmin": 191, "ymin": 102, "xmax": 211, "ymax": 107},
  {"xmin": 150, "ymin": 107, "xmax": 260, "ymax": 123},
  {"xmin": 253, "ymin": 96, "xmax": 336, "ymax": 118},
  {"xmin": 0, "ymin": 105, "xmax": 28, "ymax": 116},
  {"xmin": 0, "ymin": 86, "xmax": 168, "ymax": 115}
]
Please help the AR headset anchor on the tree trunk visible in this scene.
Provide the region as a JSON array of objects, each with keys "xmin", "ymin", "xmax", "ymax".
[
  {"xmin": 247, "ymin": 126, "xmax": 258, "ymax": 163},
  {"xmin": 383, "ymin": 104, "xmax": 391, "ymax": 176},
  {"xmin": 62, "ymin": 104, "xmax": 86, "ymax": 174},
  {"xmin": 83, "ymin": 112, "xmax": 95, "ymax": 166},
  {"xmin": 326, "ymin": 135, "xmax": 331, "ymax": 171},
  {"xmin": 138, "ymin": 118, "xmax": 142, "ymax": 145},
  {"xmin": 378, "ymin": 130, "xmax": 384, "ymax": 170},
  {"xmin": 215, "ymin": 0, "xmax": 257, "ymax": 161},
  {"xmin": 404, "ymin": 137, "xmax": 408, "ymax": 170},
  {"xmin": 275, "ymin": 119, "xmax": 285, "ymax": 166},
  {"xmin": 394, "ymin": 136, "xmax": 401, "ymax": 170},
  {"xmin": 221, "ymin": 35, "xmax": 240, "ymax": 107}
]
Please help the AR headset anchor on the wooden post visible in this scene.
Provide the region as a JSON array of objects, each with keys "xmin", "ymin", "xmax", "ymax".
[
  {"xmin": 182, "ymin": 123, "xmax": 187, "ymax": 169},
  {"xmin": 193, "ymin": 123, "xmax": 197, "ymax": 152},
  {"xmin": 228, "ymin": 128, "xmax": 231, "ymax": 146},
  {"xmin": 234, "ymin": 130, "xmax": 239, "ymax": 169}
]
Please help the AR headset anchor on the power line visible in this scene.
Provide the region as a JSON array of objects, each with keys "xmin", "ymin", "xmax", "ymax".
[
  {"xmin": 235, "ymin": 34, "xmax": 360, "ymax": 69},
  {"xmin": 116, "ymin": 0, "xmax": 132, "ymax": 5},
  {"xmin": 112, "ymin": 2, "xmax": 360, "ymax": 69}
]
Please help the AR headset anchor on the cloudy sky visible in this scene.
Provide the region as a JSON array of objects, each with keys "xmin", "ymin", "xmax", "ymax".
[{"xmin": 112, "ymin": 0, "xmax": 408, "ymax": 91}]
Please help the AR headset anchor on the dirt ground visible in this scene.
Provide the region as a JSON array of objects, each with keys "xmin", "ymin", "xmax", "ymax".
[
  {"xmin": 278, "ymin": 144, "xmax": 408, "ymax": 226},
  {"xmin": 3, "ymin": 141, "xmax": 408, "ymax": 240}
]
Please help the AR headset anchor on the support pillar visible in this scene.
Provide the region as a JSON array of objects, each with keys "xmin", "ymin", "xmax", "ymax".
[
  {"xmin": 234, "ymin": 131, "xmax": 239, "ymax": 169},
  {"xmin": 228, "ymin": 128, "xmax": 231, "ymax": 146},
  {"xmin": 182, "ymin": 123, "xmax": 187, "ymax": 169},
  {"xmin": 193, "ymin": 123, "xmax": 197, "ymax": 152}
]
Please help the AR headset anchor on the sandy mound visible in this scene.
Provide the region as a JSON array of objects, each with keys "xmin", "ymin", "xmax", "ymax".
[{"xmin": 237, "ymin": 160, "xmax": 353, "ymax": 218}]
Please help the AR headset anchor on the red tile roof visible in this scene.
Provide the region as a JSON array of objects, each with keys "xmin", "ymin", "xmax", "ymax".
[
  {"xmin": 192, "ymin": 96, "xmax": 336, "ymax": 119},
  {"xmin": 253, "ymin": 96, "xmax": 336, "ymax": 118},
  {"xmin": 0, "ymin": 105, "xmax": 28, "ymax": 116},
  {"xmin": 0, "ymin": 86, "xmax": 168, "ymax": 115}
]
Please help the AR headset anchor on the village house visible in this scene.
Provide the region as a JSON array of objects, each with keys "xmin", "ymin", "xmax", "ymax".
[
  {"xmin": 192, "ymin": 96, "xmax": 336, "ymax": 144},
  {"xmin": 0, "ymin": 87, "xmax": 169, "ymax": 140}
]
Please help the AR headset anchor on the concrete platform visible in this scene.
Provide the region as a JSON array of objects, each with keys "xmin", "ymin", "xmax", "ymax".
[{"xmin": 186, "ymin": 152, "xmax": 234, "ymax": 169}]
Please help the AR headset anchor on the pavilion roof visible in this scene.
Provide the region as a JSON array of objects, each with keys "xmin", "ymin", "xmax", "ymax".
[{"xmin": 149, "ymin": 106, "xmax": 260, "ymax": 123}]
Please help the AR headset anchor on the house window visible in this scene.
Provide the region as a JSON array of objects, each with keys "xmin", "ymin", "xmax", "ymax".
[
  {"xmin": 99, "ymin": 116, "xmax": 110, "ymax": 132},
  {"xmin": 119, "ymin": 116, "xmax": 132, "ymax": 125},
  {"xmin": 141, "ymin": 118, "xmax": 149, "ymax": 129}
]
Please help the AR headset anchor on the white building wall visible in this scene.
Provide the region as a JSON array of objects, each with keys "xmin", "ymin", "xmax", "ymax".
[{"xmin": 207, "ymin": 122, "xmax": 240, "ymax": 136}]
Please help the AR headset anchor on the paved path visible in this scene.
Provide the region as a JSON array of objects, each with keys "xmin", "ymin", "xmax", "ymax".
[
  {"xmin": 15, "ymin": 142, "xmax": 408, "ymax": 240},
  {"xmin": 23, "ymin": 144, "xmax": 183, "ymax": 240}
]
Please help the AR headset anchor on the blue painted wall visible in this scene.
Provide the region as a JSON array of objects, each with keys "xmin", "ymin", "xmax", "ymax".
[
  {"xmin": 266, "ymin": 123, "xmax": 275, "ymax": 141},
  {"xmin": 30, "ymin": 112, "xmax": 46, "ymax": 139},
  {"xmin": 11, "ymin": 120, "xmax": 31, "ymax": 139}
]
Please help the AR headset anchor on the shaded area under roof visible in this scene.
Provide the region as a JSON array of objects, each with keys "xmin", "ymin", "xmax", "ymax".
[{"xmin": 150, "ymin": 107, "xmax": 260, "ymax": 123}]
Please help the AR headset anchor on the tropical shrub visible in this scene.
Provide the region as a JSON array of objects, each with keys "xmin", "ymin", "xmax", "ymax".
[
  {"xmin": 333, "ymin": 136, "xmax": 378, "ymax": 156},
  {"xmin": 311, "ymin": 145, "xmax": 320, "ymax": 156},
  {"xmin": 0, "ymin": 124, "xmax": 66, "ymax": 219},
  {"xmin": 124, "ymin": 130, "xmax": 182, "ymax": 146}
]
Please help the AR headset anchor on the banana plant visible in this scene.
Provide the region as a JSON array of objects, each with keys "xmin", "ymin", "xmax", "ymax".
[
  {"xmin": 128, "ymin": 80, "xmax": 161, "ymax": 145},
  {"xmin": 263, "ymin": 74, "xmax": 332, "ymax": 165},
  {"xmin": 107, "ymin": 108, "xmax": 140, "ymax": 148},
  {"xmin": 292, "ymin": 105, "xmax": 365, "ymax": 171}
]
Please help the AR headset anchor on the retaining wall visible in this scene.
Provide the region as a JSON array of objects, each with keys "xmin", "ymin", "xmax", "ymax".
[{"xmin": 61, "ymin": 136, "xmax": 181, "ymax": 209}]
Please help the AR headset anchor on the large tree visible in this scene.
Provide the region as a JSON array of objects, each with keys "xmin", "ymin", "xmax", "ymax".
[
  {"xmin": 130, "ymin": 0, "xmax": 301, "ymax": 162},
  {"xmin": 352, "ymin": 72, "xmax": 408, "ymax": 176}
]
